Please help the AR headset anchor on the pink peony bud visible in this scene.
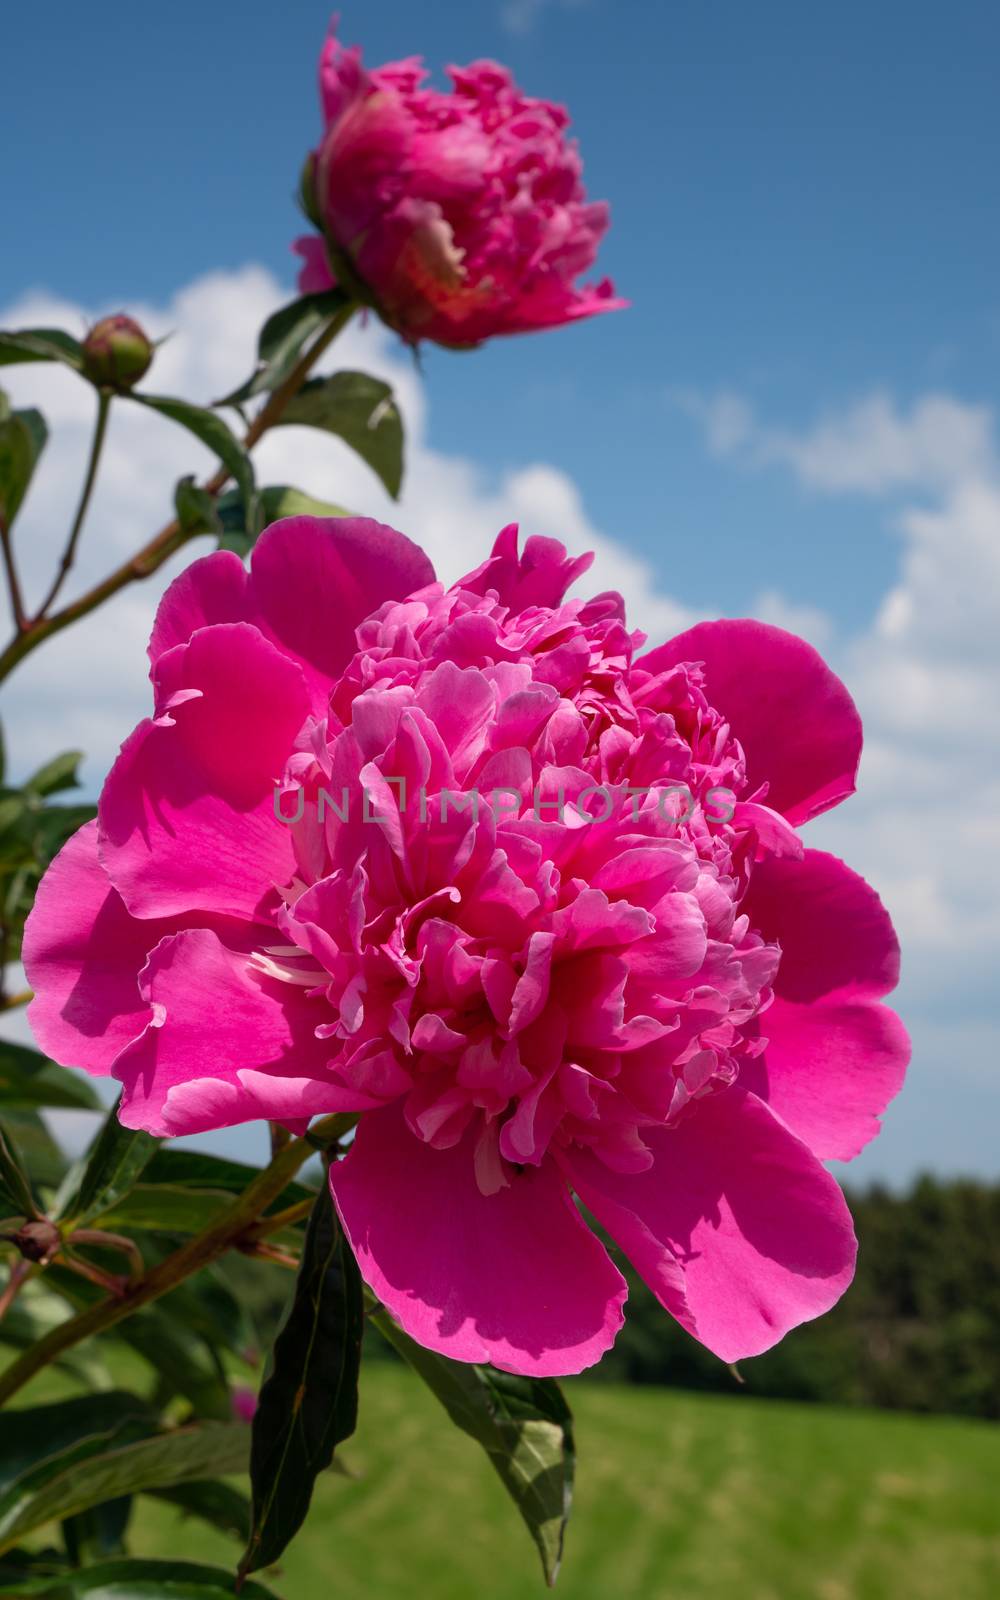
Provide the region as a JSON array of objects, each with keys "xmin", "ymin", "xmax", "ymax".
[
  {"xmin": 230, "ymin": 1384, "xmax": 258, "ymax": 1424},
  {"xmin": 292, "ymin": 25, "xmax": 627, "ymax": 347},
  {"xmin": 82, "ymin": 314, "xmax": 153, "ymax": 391}
]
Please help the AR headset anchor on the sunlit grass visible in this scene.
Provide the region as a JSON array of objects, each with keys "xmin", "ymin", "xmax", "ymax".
[{"xmin": 128, "ymin": 1365, "xmax": 1000, "ymax": 1600}]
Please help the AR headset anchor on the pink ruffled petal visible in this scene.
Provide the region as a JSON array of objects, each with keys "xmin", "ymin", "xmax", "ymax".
[
  {"xmin": 23, "ymin": 821, "xmax": 159, "ymax": 1074},
  {"xmin": 330, "ymin": 1104, "xmax": 627, "ymax": 1376},
  {"xmin": 563, "ymin": 1086, "xmax": 857, "ymax": 1363},
  {"xmin": 642, "ymin": 620, "xmax": 862, "ymax": 825},
  {"xmin": 741, "ymin": 849, "xmax": 909, "ymax": 1158},
  {"xmin": 113, "ymin": 928, "xmax": 369, "ymax": 1136},
  {"xmin": 743, "ymin": 998, "xmax": 910, "ymax": 1161},
  {"xmin": 459, "ymin": 524, "xmax": 594, "ymax": 611},
  {"xmin": 99, "ymin": 624, "xmax": 309, "ymax": 920},
  {"xmin": 148, "ymin": 519, "xmax": 436, "ymax": 713},
  {"xmin": 745, "ymin": 849, "xmax": 901, "ymax": 1003},
  {"xmin": 148, "ymin": 551, "xmax": 249, "ymax": 668},
  {"xmin": 247, "ymin": 518, "xmax": 435, "ymax": 710}
]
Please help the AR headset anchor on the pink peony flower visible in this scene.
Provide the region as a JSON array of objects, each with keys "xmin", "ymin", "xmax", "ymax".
[
  {"xmin": 24, "ymin": 518, "xmax": 908, "ymax": 1377},
  {"xmin": 292, "ymin": 25, "xmax": 625, "ymax": 346}
]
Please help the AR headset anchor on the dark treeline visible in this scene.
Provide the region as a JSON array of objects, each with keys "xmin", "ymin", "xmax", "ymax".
[{"xmin": 594, "ymin": 1175, "xmax": 1000, "ymax": 1419}]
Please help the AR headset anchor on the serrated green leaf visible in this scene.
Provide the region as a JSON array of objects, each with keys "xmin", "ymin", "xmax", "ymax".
[
  {"xmin": 135, "ymin": 396, "xmax": 253, "ymax": 505},
  {"xmin": 174, "ymin": 476, "xmax": 222, "ymax": 537},
  {"xmin": 216, "ymin": 289, "xmax": 351, "ymax": 409},
  {"xmin": 0, "ymin": 400, "xmax": 47, "ymax": 528},
  {"xmin": 0, "ymin": 1422, "xmax": 251, "ymax": 1553},
  {"xmin": 0, "ymin": 1041, "xmax": 101, "ymax": 1112},
  {"xmin": 240, "ymin": 1185, "xmax": 362, "ymax": 1575},
  {"xmin": 371, "ymin": 1306, "xmax": 576, "ymax": 1586},
  {"xmin": 0, "ymin": 329, "xmax": 85, "ymax": 371},
  {"xmin": 275, "ymin": 371, "xmax": 403, "ymax": 497},
  {"xmin": 55, "ymin": 1102, "xmax": 159, "ymax": 1227},
  {"xmin": 0, "ymin": 1556, "xmax": 280, "ymax": 1597}
]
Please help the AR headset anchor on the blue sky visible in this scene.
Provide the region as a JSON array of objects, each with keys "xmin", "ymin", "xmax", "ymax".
[
  {"xmin": 6, "ymin": 0, "xmax": 999, "ymax": 623},
  {"xmin": 2, "ymin": 0, "xmax": 998, "ymax": 1183}
]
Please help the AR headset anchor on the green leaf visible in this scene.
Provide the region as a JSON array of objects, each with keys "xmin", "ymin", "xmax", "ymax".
[
  {"xmin": 146, "ymin": 1479, "xmax": 251, "ymax": 1542},
  {"xmin": 55, "ymin": 1101, "xmax": 159, "ymax": 1227},
  {"xmin": 240, "ymin": 1185, "xmax": 362, "ymax": 1575},
  {"xmin": 0, "ymin": 1421, "xmax": 251, "ymax": 1554},
  {"xmin": 93, "ymin": 1183, "xmax": 234, "ymax": 1235},
  {"xmin": 0, "ymin": 329, "xmax": 85, "ymax": 371},
  {"xmin": 0, "ymin": 1117, "xmax": 38, "ymax": 1217},
  {"xmin": 116, "ymin": 1308, "xmax": 234, "ymax": 1423},
  {"xmin": 0, "ymin": 1284, "xmax": 114, "ymax": 1389},
  {"xmin": 23, "ymin": 751, "xmax": 84, "ymax": 799},
  {"xmin": 371, "ymin": 1306, "xmax": 576, "ymax": 1586},
  {"xmin": 217, "ymin": 289, "xmax": 351, "ymax": 408},
  {"xmin": 135, "ymin": 396, "xmax": 254, "ymax": 505},
  {"xmin": 0, "ymin": 1109, "xmax": 66, "ymax": 1191},
  {"xmin": 275, "ymin": 371, "xmax": 403, "ymax": 497},
  {"xmin": 0, "ymin": 1041, "xmax": 101, "ymax": 1112},
  {"xmin": 141, "ymin": 1148, "xmax": 317, "ymax": 1211},
  {"xmin": 214, "ymin": 483, "xmax": 349, "ymax": 558},
  {"xmin": 0, "ymin": 1392, "xmax": 155, "ymax": 1530},
  {"xmin": 62, "ymin": 1495, "xmax": 132, "ymax": 1566},
  {"xmin": 174, "ymin": 475, "xmax": 222, "ymax": 537},
  {"xmin": 0, "ymin": 397, "xmax": 47, "ymax": 528},
  {"xmin": 0, "ymin": 1557, "xmax": 280, "ymax": 1598}
]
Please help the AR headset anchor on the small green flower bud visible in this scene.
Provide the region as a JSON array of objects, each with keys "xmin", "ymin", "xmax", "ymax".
[{"xmin": 82, "ymin": 313, "xmax": 153, "ymax": 391}]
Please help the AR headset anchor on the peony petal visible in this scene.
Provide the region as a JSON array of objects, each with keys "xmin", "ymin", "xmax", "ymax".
[
  {"xmin": 247, "ymin": 518, "xmax": 435, "ymax": 710},
  {"xmin": 148, "ymin": 551, "xmax": 249, "ymax": 668},
  {"xmin": 330, "ymin": 1104, "xmax": 627, "ymax": 1376},
  {"xmin": 642, "ymin": 620, "xmax": 862, "ymax": 825},
  {"xmin": 563, "ymin": 1085, "xmax": 857, "ymax": 1363},
  {"xmin": 113, "ymin": 928, "xmax": 370, "ymax": 1136},
  {"xmin": 743, "ymin": 997, "xmax": 910, "ymax": 1161},
  {"xmin": 23, "ymin": 822, "xmax": 159, "ymax": 1074},
  {"xmin": 745, "ymin": 849, "xmax": 901, "ymax": 1003},
  {"xmin": 741, "ymin": 849, "xmax": 909, "ymax": 1158},
  {"xmin": 99, "ymin": 624, "xmax": 308, "ymax": 920},
  {"xmin": 148, "ymin": 518, "xmax": 436, "ymax": 714}
]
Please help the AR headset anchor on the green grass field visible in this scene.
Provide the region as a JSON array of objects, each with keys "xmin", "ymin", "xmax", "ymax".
[{"xmin": 129, "ymin": 1367, "xmax": 1000, "ymax": 1600}]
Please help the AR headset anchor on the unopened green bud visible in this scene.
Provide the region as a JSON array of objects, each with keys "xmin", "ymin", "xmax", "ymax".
[{"xmin": 82, "ymin": 313, "xmax": 153, "ymax": 391}]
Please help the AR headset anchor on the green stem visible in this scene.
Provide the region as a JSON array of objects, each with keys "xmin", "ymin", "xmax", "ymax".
[
  {"xmin": 0, "ymin": 1113, "xmax": 351, "ymax": 1407},
  {"xmin": 0, "ymin": 301, "xmax": 356, "ymax": 689},
  {"xmin": 35, "ymin": 389, "xmax": 111, "ymax": 620},
  {"xmin": 0, "ymin": 514, "xmax": 26, "ymax": 632}
]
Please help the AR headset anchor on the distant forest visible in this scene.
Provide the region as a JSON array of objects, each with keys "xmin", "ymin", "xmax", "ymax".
[{"xmin": 591, "ymin": 1176, "xmax": 1000, "ymax": 1420}]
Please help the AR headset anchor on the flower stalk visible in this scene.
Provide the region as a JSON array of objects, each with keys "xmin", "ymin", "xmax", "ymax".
[
  {"xmin": 0, "ymin": 300, "xmax": 356, "ymax": 689},
  {"xmin": 0, "ymin": 1112, "xmax": 352, "ymax": 1406},
  {"xmin": 35, "ymin": 389, "xmax": 111, "ymax": 620}
]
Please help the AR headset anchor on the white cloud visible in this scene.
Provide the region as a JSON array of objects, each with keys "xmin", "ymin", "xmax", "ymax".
[
  {"xmin": 5, "ymin": 269, "xmax": 998, "ymax": 1179},
  {"xmin": 681, "ymin": 387, "xmax": 996, "ymax": 495},
  {"xmin": 0, "ymin": 266, "xmax": 690, "ymax": 787},
  {"xmin": 681, "ymin": 384, "xmax": 1000, "ymax": 992}
]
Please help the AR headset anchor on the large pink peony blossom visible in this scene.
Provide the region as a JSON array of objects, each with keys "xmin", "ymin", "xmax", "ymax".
[
  {"xmin": 24, "ymin": 517, "xmax": 908, "ymax": 1376},
  {"xmin": 292, "ymin": 25, "xmax": 625, "ymax": 346}
]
